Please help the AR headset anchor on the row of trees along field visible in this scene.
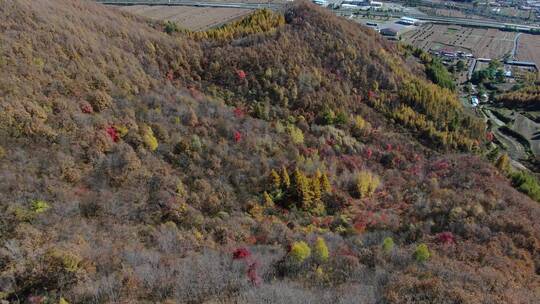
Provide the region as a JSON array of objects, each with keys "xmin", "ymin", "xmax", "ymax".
[{"xmin": 497, "ymin": 85, "xmax": 540, "ymax": 109}]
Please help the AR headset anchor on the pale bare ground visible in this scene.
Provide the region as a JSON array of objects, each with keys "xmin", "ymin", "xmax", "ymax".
[
  {"xmin": 420, "ymin": 7, "xmax": 488, "ymax": 20},
  {"xmin": 516, "ymin": 34, "xmax": 540, "ymax": 69},
  {"xmin": 402, "ymin": 24, "xmax": 516, "ymax": 59},
  {"xmin": 118, "ymin": 5, "xmax": 253, "ymax": 30},
  {"xmin": 512, "ymin": 113, "xmax": 540, "ymax": 158}
]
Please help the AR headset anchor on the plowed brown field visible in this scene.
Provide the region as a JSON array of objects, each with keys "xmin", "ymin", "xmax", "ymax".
[{"xmin": 118, "ymin": 5, "xmax": 253, "ymax": 31}]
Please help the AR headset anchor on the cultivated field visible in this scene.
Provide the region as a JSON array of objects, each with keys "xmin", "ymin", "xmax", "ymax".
[
  {"xmin": 516, "ymin": 34, "xmax": 540, "ymax": 69},
  {"xmin": 419, "ymin": 7, "xmax": 488, "ymax": 20},
  {"xmin": 402, "ymin": 23, "xmax": 517, "ymax": 59},
  {"xmin": 499, "ymin": 7, "xmax": 535, "ymax": 19},
  {"xmin": 118, "ymin": 5, "xmax": 253, "ymax": 31}
]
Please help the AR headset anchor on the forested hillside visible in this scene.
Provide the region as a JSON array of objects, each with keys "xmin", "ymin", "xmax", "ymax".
[{"xmin": 0, "ymin": 0, "xmax": 539, "ymax": 303}]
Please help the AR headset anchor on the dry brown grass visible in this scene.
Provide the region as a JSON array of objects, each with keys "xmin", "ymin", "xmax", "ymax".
[{"xmin": 0, "ymin": 1, "xmax": 539, "ymax": 303}]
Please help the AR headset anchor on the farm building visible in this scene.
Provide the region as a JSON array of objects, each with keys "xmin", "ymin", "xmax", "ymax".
[
  {"xmin": 341, "ymin": 0, "xmax": 369, "ymax": 8},
  {"xmin": 313, "ymin": 0, "xmax": 328, "ymax": 6},
  {"xmin": 471, "ymin": 96, "xmax": 479, "ymax": 107},
  {"xmin": 341, "ymin": 0, "xmax": 383, "ymax": 8},
  {"xmin": 440, "ymin": 48, "xmax": 457, "ymax": 58},
  {"xmin": 480, "ymin": 93, "xmax": 489, "ymax": 102},
  {"xmin": 380, "ymin": 27, "xmax": 400, "ymax": 37},
  {"xmin": 505, "ymin": 60, "xmax": 538, "ymax": 68},
  {"xmin": 504, "ymin": 62, "xmax": 538, "ymax": 77},
  {"xmin": 398, "ymin": 16, "xmax": 420, "ymax": 25}
]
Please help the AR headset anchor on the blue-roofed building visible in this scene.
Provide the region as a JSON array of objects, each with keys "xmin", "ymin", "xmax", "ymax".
[{"xmin": 471, "ymin": 96, "xmax": 479, "ymax": 107}]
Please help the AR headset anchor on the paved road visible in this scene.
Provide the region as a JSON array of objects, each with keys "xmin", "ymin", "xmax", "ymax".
[
  {"xmin": 96, "ymin": 0, "xmax": 282, "ymax": 9},
  {"xmin": 467, "ymin": 58, "xmax": 476, "ymax": 81},
  {"xmin": 481, "ymin": 108, "xmax": 529, "ymax": 161},
  {"xmin": 400, "ymin": 0, "xmax": 537, "ymax": 24},
  {"xmin": 512, "ymin": 32, "xmax": 522, "ymax": 60},
  {"xmin": 97, "ymin": 1, "xmax": 540, "ymax": 31},
  {"xmin": 512, "ymin": 113, "xmax": 540, "ymax": 158},
  {"xmin": 494, "ymin": 127, "xmax": 528, "ymax": 160},
  {"xmin": 340, "ymin": 10, "xmax": 540, "ymax": 32}
]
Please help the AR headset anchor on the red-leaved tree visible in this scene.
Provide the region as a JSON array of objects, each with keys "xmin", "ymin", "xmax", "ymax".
[{"xmin": 106, "ymin": 126, "xmax": 119, "ymax": 142}]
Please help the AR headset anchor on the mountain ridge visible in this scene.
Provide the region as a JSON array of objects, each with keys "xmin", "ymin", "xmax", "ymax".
[{"xmin": 0, "ymin": 0, "xmax": 539, "ymax": 303}]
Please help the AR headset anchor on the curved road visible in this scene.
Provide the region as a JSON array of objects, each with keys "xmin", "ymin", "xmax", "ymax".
[
  {"xmin": 96, "ymin": 0, "xmax": 283, "ymax": 10},
  {"xmin": 96, "ymin": 0, "xmax": 540, "ymax": 32},
  {"xmin": 482, "ymin": 108, "xmax": 528, "ymax": 161},
  {"xmin": 338, "ymin": 10, "xmax": 540, "ymax": 32},
  {"xmin": 494, "ymin": 127, "xmax": 527, "ymax": 160},
  {"xmin": 512, "ymin": 32, "xmax": 522, "ymax": 60}
]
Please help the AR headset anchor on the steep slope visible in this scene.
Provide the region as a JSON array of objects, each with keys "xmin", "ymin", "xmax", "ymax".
[
  {"xmin": 0, "ymin": 0, "xmax": 539, "ymax": 303},
  {"xmin": 192, "ymin": 6, "xmax": 484, "ymax": 150}
]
